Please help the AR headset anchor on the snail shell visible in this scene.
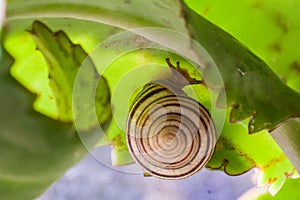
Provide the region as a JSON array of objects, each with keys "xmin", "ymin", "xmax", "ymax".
[{"xmin": 126, "ymin": 82, "xmax": 216, "ymax": 179}]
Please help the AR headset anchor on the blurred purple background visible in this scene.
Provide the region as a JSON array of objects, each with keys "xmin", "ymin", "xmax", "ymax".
[{"xmin": 38, "ymin": 146, "xmax": 255, "ymax": 200}]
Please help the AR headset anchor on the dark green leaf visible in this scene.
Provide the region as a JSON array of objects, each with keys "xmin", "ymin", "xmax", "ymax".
[
  {"xmin": 0, "ymin": 42, "xmax": 89, "ymax": 199},
  {"xmin": 181, "ymin": 1, "xmax": 300, "ymax": 133},
  {"xmin": 0, "ymin": 21, "xmax": 112, "ymax": 198}
]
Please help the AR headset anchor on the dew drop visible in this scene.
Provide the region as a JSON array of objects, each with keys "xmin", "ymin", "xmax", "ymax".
[{"xmin": 237, "ymin": 68, "xmax": 246, "ymax": 76}]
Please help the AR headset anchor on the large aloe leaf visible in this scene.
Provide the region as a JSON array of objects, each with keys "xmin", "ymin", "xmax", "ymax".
[
  {"xmin": 1, "ymin": 21, "xmax": 112, "ymax": 200},
  {"xmin": 3, "ymin": 0, "xmax": 300, "ymax": 198},
  {"xmin": 183, "ymin": 0, "xmax": 300, "ymax": 195},
  {"xmin": 0, "ymin": 44, "xmax": 88, "ymax": 199},
  {"xmin": 7, "ymin": 0, "xmax": 300, "ymax": 132},
  {"xmin": 181, "ymin": 2, "xmax": 300, "ymax": 133},
  {"xmin": 185, "ymin": 0, "xmax": 300, "ymax": 93}
]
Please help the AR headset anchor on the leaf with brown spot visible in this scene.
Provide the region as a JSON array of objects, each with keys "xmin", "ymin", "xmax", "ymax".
[
  {"xmin": 207, "ymin": 111, "xmax": 298, "ymax": 194},
  {"xmin": 258, "ymin": 178, "xmax": 300, "ymax": 199}
]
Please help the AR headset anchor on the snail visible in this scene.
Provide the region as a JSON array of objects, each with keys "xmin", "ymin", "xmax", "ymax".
[{"xmin": 126, "ymin": 58, "xmax": 216, "ymax": 179}]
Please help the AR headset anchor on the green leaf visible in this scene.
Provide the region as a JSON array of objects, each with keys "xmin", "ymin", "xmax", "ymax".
[
  {"xmin": 185, "ymin": 0, "xmax": 300, "ymax": 93},
  {"xmin": 7, "ymin": 0, "xmax": 183, "ymax": 30},
  {"xmin": 0, "ymin": 21, "xmax": 112, "ymax": 198},
  {"xmin": 29, "ymin": 21, "xmax": 112, "ymax": 128},
  {"xmin": 0, "ymin": 42, "xmax": 88, "ymax": 199},
  {"xmin": 207, "ymin": 111, "xmax": 299, "ymax": 194},
  {"xmin": 30, "ymin": 21, "xmax": 76, "ymax": 121},
  {"xmin": 258, "ymin": 178, "xmax": 300, "ymax": 199},
  {"xmin": 7, "ymin": 0, "xmax": 300, "ymax": 132},
  {"xmin": 181, "ymin": 1, "xmax": 300, "ymax": 133},
  {"xmin": 98, "ymin": 50, "xmax": 199, "ymax": 165},
  {"xmin": 182, "ymin": 0, "xmax": 300, "ymax": 193},
  {"xmin": 4, "ymin": 18, "xmax": 120, "ymax": 119},
  {"xmin": 4, "ymin": 0, "xmax": 300, "ymax": 197}
]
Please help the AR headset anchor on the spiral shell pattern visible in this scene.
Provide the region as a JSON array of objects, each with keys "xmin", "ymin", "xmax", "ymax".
[{"xmin": 126, "ymin": 83, "xmax": 216, "ymax": 179}]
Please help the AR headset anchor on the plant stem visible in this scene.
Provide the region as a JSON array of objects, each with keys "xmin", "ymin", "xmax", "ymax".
[{"xmin": 271, "ymin": 118, "xmax": 300, "ymax": 173}]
